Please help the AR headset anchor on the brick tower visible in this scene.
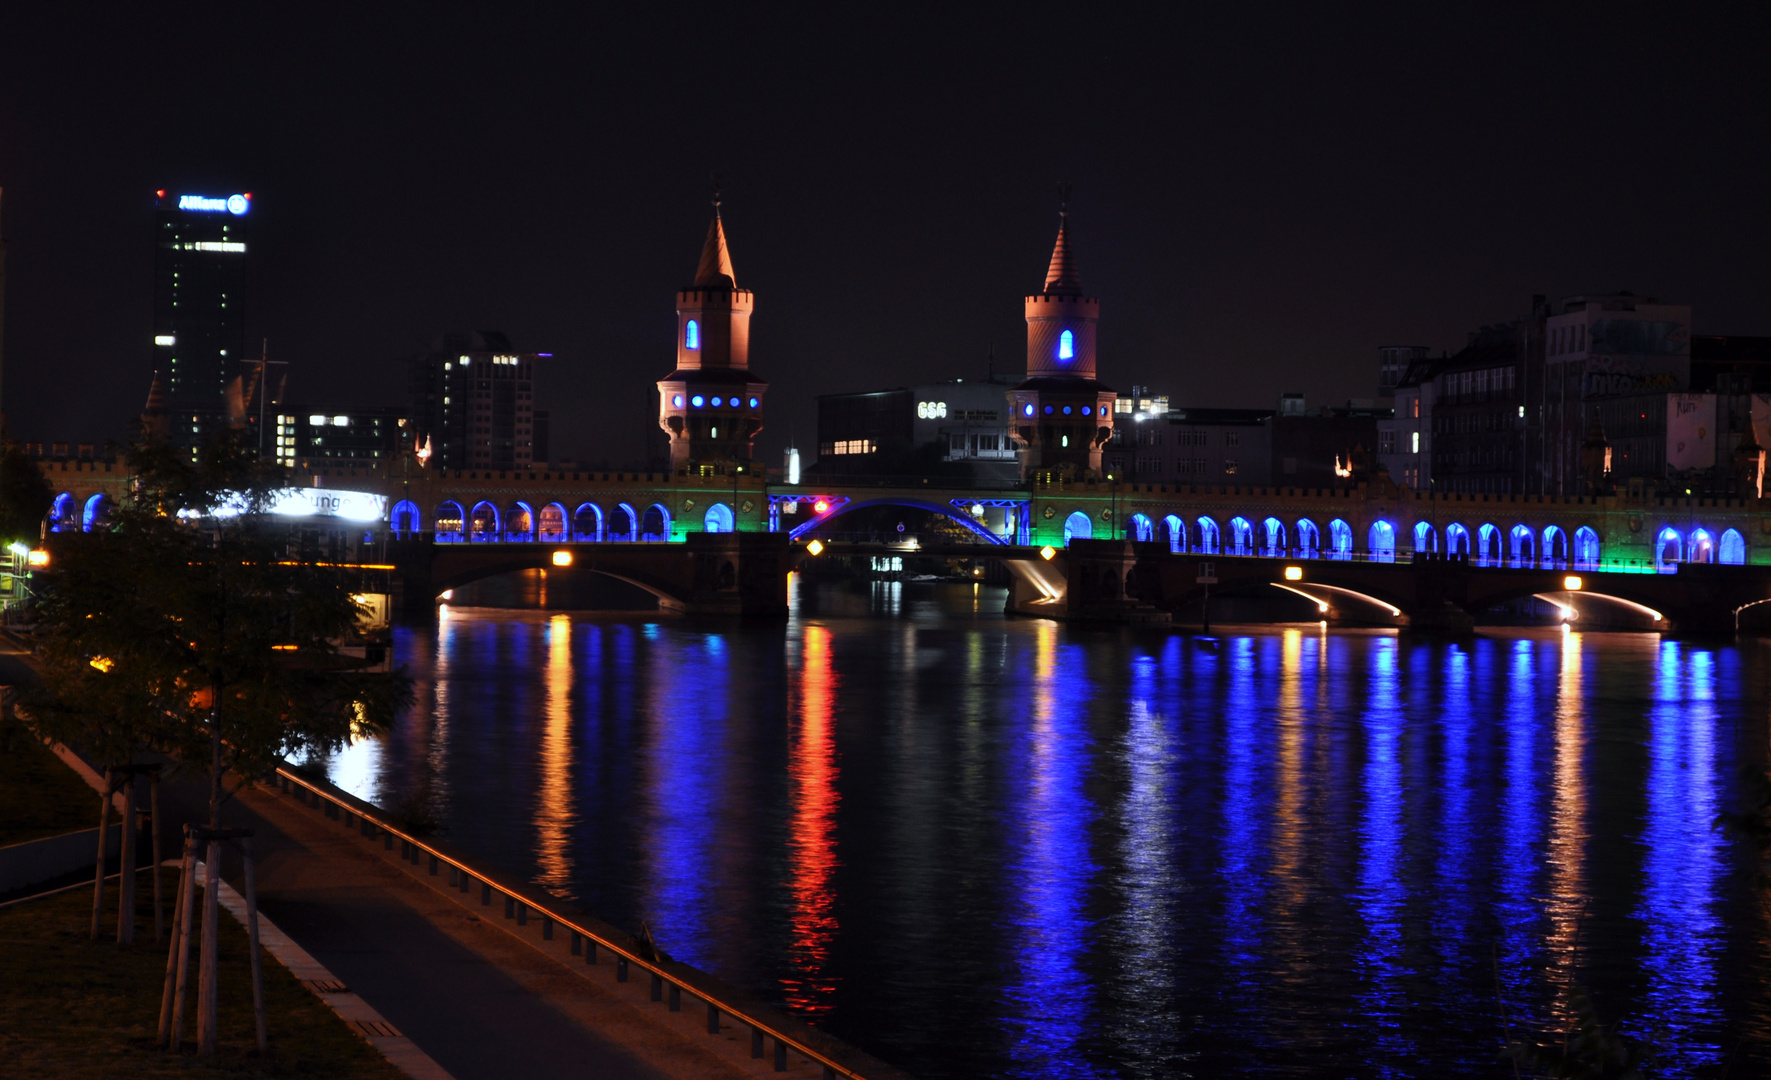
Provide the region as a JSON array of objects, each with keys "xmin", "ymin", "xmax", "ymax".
[
  {"xmin": 657, "ymin": 189, "xmax": 768, "ymax": 472},
  {"xmin": 1008, "ymin": 188, "xmax": 1115, "ymax": 479}
]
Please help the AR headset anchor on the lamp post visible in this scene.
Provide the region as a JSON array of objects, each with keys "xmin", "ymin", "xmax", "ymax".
[{"xmin": 731, "ymin": 464, "xmax": 742, "ymax": 533}]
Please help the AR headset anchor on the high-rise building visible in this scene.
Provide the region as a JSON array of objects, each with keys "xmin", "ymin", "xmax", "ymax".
[
  {"xmin": 151, "ymin": 190, "xmax": 252, "ymax": 451},
  {"xmin": 272, "ymin": 406, "xmax": 409, "ymax": 471},
  {"xmin": 407, "ymin": 331, "xmax": 545, "ymax": 471}
]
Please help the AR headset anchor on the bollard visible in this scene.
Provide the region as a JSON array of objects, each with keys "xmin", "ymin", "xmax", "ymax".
[
  {"xmin": 617, "ymin": 959, "xmax": 628, "ymax": 982},
  {"xmin": 651, "ymin": 973, "xmax": 663, "ymax": 1001},
  {"xmin": 751, "ymin": 1026, "xmax": 764, "ymax": 1058},
  {"xmin": 570, "ymin": 931, "xmax": 581, "ymax": 956},
  {"xmin": 668, "ymin": 983, "xmax": 680, "ymax": 1011},
  {"xmin": 541, "ymin": 916, "xmax": 552, "ymax": 941},
  {"xmin": 504, "ymin": 896, "xmax": 515, "ymax": 919},
  {"xmin": 707, "ymin": 1003, "xmax": 720, "ymax": 1034},
  {"xmin": 775, "ymin": 1036, "xmax": 788, "ymax": 1071}
]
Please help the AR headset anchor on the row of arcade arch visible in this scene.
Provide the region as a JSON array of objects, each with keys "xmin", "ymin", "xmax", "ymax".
[
  {"xmin": 390, "ymin": 499, "xmax": 738, "ymax": 542},
  {"xmin": 1065, "ymin": 511, "xmax": 1750, "ymax": 570},
  {"xmin": 47, "ymin": 493, "xmax": 114, "ymax": 533}
]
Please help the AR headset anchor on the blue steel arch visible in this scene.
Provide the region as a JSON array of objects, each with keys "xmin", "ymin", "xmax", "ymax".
[{"xmin": 787, "ymin": 497, "xmax": 1011, "ymax": 545}]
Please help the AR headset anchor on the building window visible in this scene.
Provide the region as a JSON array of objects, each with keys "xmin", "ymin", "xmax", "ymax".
[
  {"xmin": 685, "ymin": 320, "xmax": 700, "ymax": 350},
  {"xmin": 1224, "ymin": 432, "xmax": 1240, "ymax": 447},
  {"xmin": 1058, "ymin": 330, "xmax": 1074, "ymax": 360},
  {"xmin": 1224, "ymin": 459, "xmax": 1238, "ymax": 474},
  {"xmin": 1411, "ymin": 431, "xmax": 1420, "ymax": 454},
  {"xmin": 1379, "ymin": 431, "xmax": 1396, "ymax": 454},
  {"xmin": 823, "ymin": 439, "xmax": 877, "ymax": 455},
  {"xmin": 1411, "ymin": 398, "xmax": 1419, "ymax": 419}
]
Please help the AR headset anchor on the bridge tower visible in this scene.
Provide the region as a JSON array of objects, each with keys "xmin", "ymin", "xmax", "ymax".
[
  {"xmin": 657, "ymin": 188, "xmax": 768, "ymax": 473},
  {"xmin": 1008, "ymin": 188, "xmax": 1116, "ymax": 479}
]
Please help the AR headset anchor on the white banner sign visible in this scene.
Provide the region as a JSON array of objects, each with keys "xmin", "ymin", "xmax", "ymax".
[{"xmin": 1667, "ymin": 393, "xmax": 1716, "ymax": 471}]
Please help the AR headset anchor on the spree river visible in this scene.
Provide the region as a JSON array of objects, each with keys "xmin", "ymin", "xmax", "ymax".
[{"xmin": 312, "ymin": 580, "xmax": 1771, "ymax": 1078}]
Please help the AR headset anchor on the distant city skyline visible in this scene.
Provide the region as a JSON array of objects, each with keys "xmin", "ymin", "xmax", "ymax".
[{"xmin": 2, "ymin": 7, "xmax": 1768, "ymax": 466}]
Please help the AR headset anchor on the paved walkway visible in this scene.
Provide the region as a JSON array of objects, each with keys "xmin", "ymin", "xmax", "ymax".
[{"xmin": 159, "ymin": 777, "xmax": 795, "ymax": 1080}]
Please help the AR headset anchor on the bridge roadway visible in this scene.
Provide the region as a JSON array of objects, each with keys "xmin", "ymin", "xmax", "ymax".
[{"xmin": 36, "ymin": 463, "xmax": 1771, "ymax": 630}]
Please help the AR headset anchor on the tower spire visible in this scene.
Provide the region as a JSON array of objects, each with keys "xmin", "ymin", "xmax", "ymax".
[
  {"xmin": 1043, "ymin": 182, "xmax": 1080, "ymax": 294},
  {"xmin": 694, "ymin": 174, "xmax": 736, "ymax": 288}
]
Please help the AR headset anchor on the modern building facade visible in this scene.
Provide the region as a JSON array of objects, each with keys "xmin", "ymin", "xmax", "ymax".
[
  {"xmin": 272, "ymin": 406, "xmax": 409, "ymax": 470},
  {"xmin": 151, "ymin": 189, "xmax": 252, "ymax": 453},
  {"xmin": 407, "ymin": 331, "xmax": 543, "ymax": 471},
  {"xmin": 812, "ymin": 376, "xmax": 1019, "ymax": 478},
  {"xmin": 656, "ymin": 196, "xmax": 768, "ymax": 473}
]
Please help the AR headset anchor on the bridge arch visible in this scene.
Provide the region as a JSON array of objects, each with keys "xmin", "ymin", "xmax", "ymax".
[
  {"xmin": 1368, "ymin": 519, "xmax": 1396, "ymax": 562},
  {"xmin": 641, "ymin": 503, "xmax": 672, "ymax": 542},
  {"xmin": 1261, "ymin": 516, "xmax": 1286, "ymax": 557},
  {"xmin": 434, "ymin": 500, "xmax": 465, "ymax": 539},
  {"xmin": 1228, "ymin": 516, "xmax": 1254, "ymax": 555},
  {"xmin": 431, "ymin": 553, "xmax": 689, "ymax": 610},
  {"xmin": 1161, "ymin": 514, "xmax": 1185, "ymax": 553},
  {"xmin": 1689, "ymin": 528, "xmax": 1715, "ymax": 564},
  {"xmin": 1328, "ymin": 518, "xmax": 1352, "ymax": 560},
  {"xmin": 1446, "ymin": 522, "xmax": 1470, "ymax": 556},
  {"xmin": 538, "ymin": 502, "xmax": 568, "ymax": 542},
  {"xmin": 1509, "ymin": 524, "xmax": 1535, "ymax": 567},
  {"xmin": 505, "ymin": 501, "xmax": 535, "ymax": 542},
  {"xmin": 1128, "ymin": 513, "xmax": 1155, "ymax": 542},
  {"xmin": 574, "ymin": 502, "xmax": 605, "ymax": 542},
  {"xmin": 611, "ymin": 503, "xmax": 637, "ymax": 542},
  {"xmin": 1721, "ymin": 528, "xmax": 1747, "ymax": 565},
  {"xmin": 1574, "ymin": 526, "xmax": 1601, "ymax": 568},
  {"xmin": 788, "ymin": 496, "xmax": 1009, "ymax": 545},
  {"xmin": 704, "ymin": 502, "xmax": 734, "ymax": 534},
  {"xmin": 1063, "ymin": 511, "xmax": 1093, "ymax": 544},
  {"xmin": 1195, "ymin": 516, "xmax": 1220, "ymax": 554},
  {"xmin": 1542, "ymin": 525, "xmax": 1568, "ymax": 568},
  {"xmin": 1655, "ymin": 527, "xmax": 1682, "ymax": 570},
  {"xmin": 49, "ymin": 492, "xmax": 75, "ymax": 533},
  {"xmin": 1412, "ymin": 521, "xmax": 1437, "ymax": 554},
  {"xmin": 1476, "ymin": 523, "xmax": 1501, "ymax": 566},
  {"xmin": 81, "ymin": 494, "xmax": 113, "ymax": 532},
  {"xmin": 469, "ymin": 501, "xmax": 500, "ymax": 541},
  {"xmin": 1296, "ymin": 518, "xmax": 1320, "ymax": 558},
  {"xmin": 391, "ymin": 499, "xmax": 422, "ymax": 537}
]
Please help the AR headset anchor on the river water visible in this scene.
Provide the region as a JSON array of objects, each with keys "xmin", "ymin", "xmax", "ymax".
[{"xmin": 312, "ymin": 580, "xmax": 1771, "ymax": 1078}]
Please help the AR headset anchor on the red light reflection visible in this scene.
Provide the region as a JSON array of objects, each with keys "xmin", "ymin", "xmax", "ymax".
[{"xmin": 782, "ymin": 623, "xmax": 841, "ymax": 1016}]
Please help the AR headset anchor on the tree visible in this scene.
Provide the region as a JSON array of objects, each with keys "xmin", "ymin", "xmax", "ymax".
[
  {"xmin": 0, "ymin": 437, "xmax": 54, "ymax": 546},
  {"xmin": 24, "ymin": 428, "xmax": 409, "ymax": 1054}
]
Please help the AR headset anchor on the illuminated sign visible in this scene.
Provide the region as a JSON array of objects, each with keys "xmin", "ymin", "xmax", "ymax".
[
  {"xmin": 177, "ymin": 193, "xmax": 250, "ymax": 215},
  {"xmin": 270, "ymin": 489, "xmax": 386, "ymax": 522},
  {"xmin": 917, "ymin": 401, "xmax": 948, "ymax": 419}
]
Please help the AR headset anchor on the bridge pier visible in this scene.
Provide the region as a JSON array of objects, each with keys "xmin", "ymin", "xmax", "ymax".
[{"xmin": 665, "ymin": 532, "xmax": 793, "ymax": 618}]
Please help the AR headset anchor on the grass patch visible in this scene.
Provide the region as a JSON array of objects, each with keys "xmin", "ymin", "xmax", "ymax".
[
  {"xmin": 0, "ymin": 724, "xmax": 103, "ymax": 846},
  {"xmin": 0, "ymin": 867, "xmax": 405, "ymax": 1078}
]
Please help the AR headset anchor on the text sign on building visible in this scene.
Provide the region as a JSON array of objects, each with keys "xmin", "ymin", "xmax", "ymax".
[
  {"xmin": 177, "ymin": 193, "xmax": 250, "ymax": 215},
  {"xmin": 269, "ymin": 488, "xmax": 386, "ymax": 522}
]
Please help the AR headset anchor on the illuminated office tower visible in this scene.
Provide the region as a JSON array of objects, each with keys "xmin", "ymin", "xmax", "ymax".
[
  {"xmin": 150, "ymin": 190, "xmax": 251, "ymax": 451},
  {"xmin": 407, "ymin": 331, "xmax": 546, "ymax": 471}
]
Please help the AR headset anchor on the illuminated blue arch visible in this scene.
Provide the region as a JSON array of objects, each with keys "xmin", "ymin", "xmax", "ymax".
[
  {"xmin": 1195, "ymin": 517, "xmax": 1220, "ymax": 554},
  {"xmin": 1328, "ymin": 518, "xmax": 1353, "ymax": 560},
  {"xmin": 1057, "ymin": 329, "xmax": 1074, "ymax": 361},
  {"xmin": 1226, "ymin": 516, "xmax": 1253, "ymax": 555},
  {"xmin": 537, "ymin": 502, "xmax": 569, "ymax": 542},
  {"xmin": 1368, "ymin": 520, "xmax": 1395, "ymax": 562},
  {"xmin": 1476, "ymin": 523, "xmax": 1501, "ymax": 566},
  {"xmin": 81, "ymin": 494, "xmax": 113, "ymax": 533},
  {"xmin": 1162, "ymin": 514, "xmax": 1185, "ymax": 553},
  {"xmin": 641, "ymin": 503, "xmax": 672, "ymax": 542},
  {"xmin": 1655, "ymin": 527, "xmax": 1681, "ymax": 571},
  {"xmin": 49, "ymin": 492, "xmax": 75, "ymax": 533},
  {"xmin": 1261, "ymin": 516, "xmax": 1286, "ymax": 556},
  {"xmin": 1573, "ymin": 526, "xmax": 1601, "ymax": 569},
  {"xmin": 704, "ymin": 503, "xmax": 734, "ymax": 534},
  {"xmin": 1542, "ymin": 525, "xmax": 1568, "ymax": 567},
  {"xmin": 1412, "ymin": 521, "xmax": 1437, "ymax": 554},
  {"xmin": 1128, "ymin": 513, "xmax": 1154, "ymax": 542},
  {"xmin": 611, "ymin": 503, "xmax": 637, "ymax": 542},
  {"xmin": 1509, "ymin": 523, "xmax": 1535, "ymax": 567},
  {"xmin": 469, "ymin": 501, "xmax": 500, "ymax": 540},
  {"xmin": 505, "ymin": 501, "xmax": 536, "ymax": 542},
  {"xmin": 390, "ymin": 499, "xmax": 421, "ymax": 536},
  {"xmin": 573, "ymin": 502, "xmax": 604, "ymax": 542},
  {"xmin": 1063, "ymin": 511, "xmax": 1093, "ymax": 544},
  {"xmin": 1689, "ymin": 528, "xmax": 1715, "ymax": 564},
  {"xmin": 433, "ymin": 500, "xmax": 465, "ymax": 540},
  {"xmin": 786, "ymin": 497, "xmax": 1009, "ymax": 545},
  {"xmin": 685, "ymin": 319, "xmax": 700, "ymax": 350},
  {"xmin": 1445, "ymin": 522, "xmax": 1470, "ymax": 556},
  {"xmin": 1721, "ymin": 528, "xmax": 1746, "ymax": 565},
  {"xmin": 1296, "ymin": 518, "xmax": 1320, "ymax": 557}
]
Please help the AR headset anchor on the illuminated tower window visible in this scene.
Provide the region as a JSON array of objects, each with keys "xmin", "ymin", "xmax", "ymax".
[
  {"xmin": 686, "ymin": 320, "xmax": 700, "ymax": 350},
  {"xmin": 1058, "ymin": 329, "xmax": 1074, "ymax": 360}
]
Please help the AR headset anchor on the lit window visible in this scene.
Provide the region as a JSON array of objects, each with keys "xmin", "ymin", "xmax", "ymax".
[
  {"xmin": 710, "ymin": 396, "xmax": 723, "ymax": 407},
  {"xmin": 154, "ymin": 334, "xmax": 175, "ymax": 346},
  {"xmin": 686, "ymin": 320, "xmax": 700, "ymax": 350},
  {"xmin": 1063, "ymin": 406, "xmax": 1073, "ymax": 415},
  {"xmin": 673, "ymin": 395, "xmax": 684, "ymax": 407},
  {"xmin": 308, "ymin": 415, "xmax": 326, "ymax": 425},
  {"xmin": 1044, "ymin": 405, "xmax": 1054, "ymax": 415},
  {"xmin": 1058, "ymin": 330, "xmax": 1074, "ymax": 360},
  {"xmin": 1082, "ymin": 406, "xmax": 1091, "ymax": 416},
  {"xmin": 1411, "ymin": 432, "xmax": 1420, "ymax": 453},
  {"xmin": 749, "ymin": 397, "xmax": 759, "ymax": 407},
  {"xmin": 691, "ymin": 395, "xmax": 704, "ymax": 407},
  {"xmin": 333, "ymin": 416, "xmax": 349, "ymax": 426},
  {"xmin": 1024, "ymin": 404, "xmax": 1034, "ymax": 417}
]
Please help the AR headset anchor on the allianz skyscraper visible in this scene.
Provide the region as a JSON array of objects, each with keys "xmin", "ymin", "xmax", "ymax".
[{"xmin": 151, "ymin": 190, "xmax": 250, "ymax": 451}]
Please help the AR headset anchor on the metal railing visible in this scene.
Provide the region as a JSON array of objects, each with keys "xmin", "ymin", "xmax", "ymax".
[{"xmin": 271, "ymin": 765, "xmax": 893, "ymax": 1079}]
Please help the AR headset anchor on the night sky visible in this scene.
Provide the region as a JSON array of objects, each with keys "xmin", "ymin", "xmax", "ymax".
[{"xmin": 3, "ymin": 6, "xmax": 1769, "ymax": 467}]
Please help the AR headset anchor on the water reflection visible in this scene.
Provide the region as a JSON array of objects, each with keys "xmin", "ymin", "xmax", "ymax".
[{"xmin": 318, "ymin": 591, "xmax": 1770, "ymax": 1080}]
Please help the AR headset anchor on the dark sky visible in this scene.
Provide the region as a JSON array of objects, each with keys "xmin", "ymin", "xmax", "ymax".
[{"xmin": 3, "ymin": 4, "xmax": 1769, "ymax": 466}]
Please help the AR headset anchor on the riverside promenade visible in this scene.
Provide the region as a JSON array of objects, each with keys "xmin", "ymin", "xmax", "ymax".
[{"xmin": 155, "ymin": 768, "xmax": 908, "ymax": 1080}]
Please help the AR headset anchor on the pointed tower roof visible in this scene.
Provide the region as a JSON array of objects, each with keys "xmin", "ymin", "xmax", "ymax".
[
  {"xmin": 693, "ymin": 183, "xmax": 737, "ymax": 289},
  {"xmin": 1043, "ymin": 184, "xmax": 1081, "ymax": 295},
  {"xmin": 143, "ymin": 373, "xmax": 166, "ymax": 413}
]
